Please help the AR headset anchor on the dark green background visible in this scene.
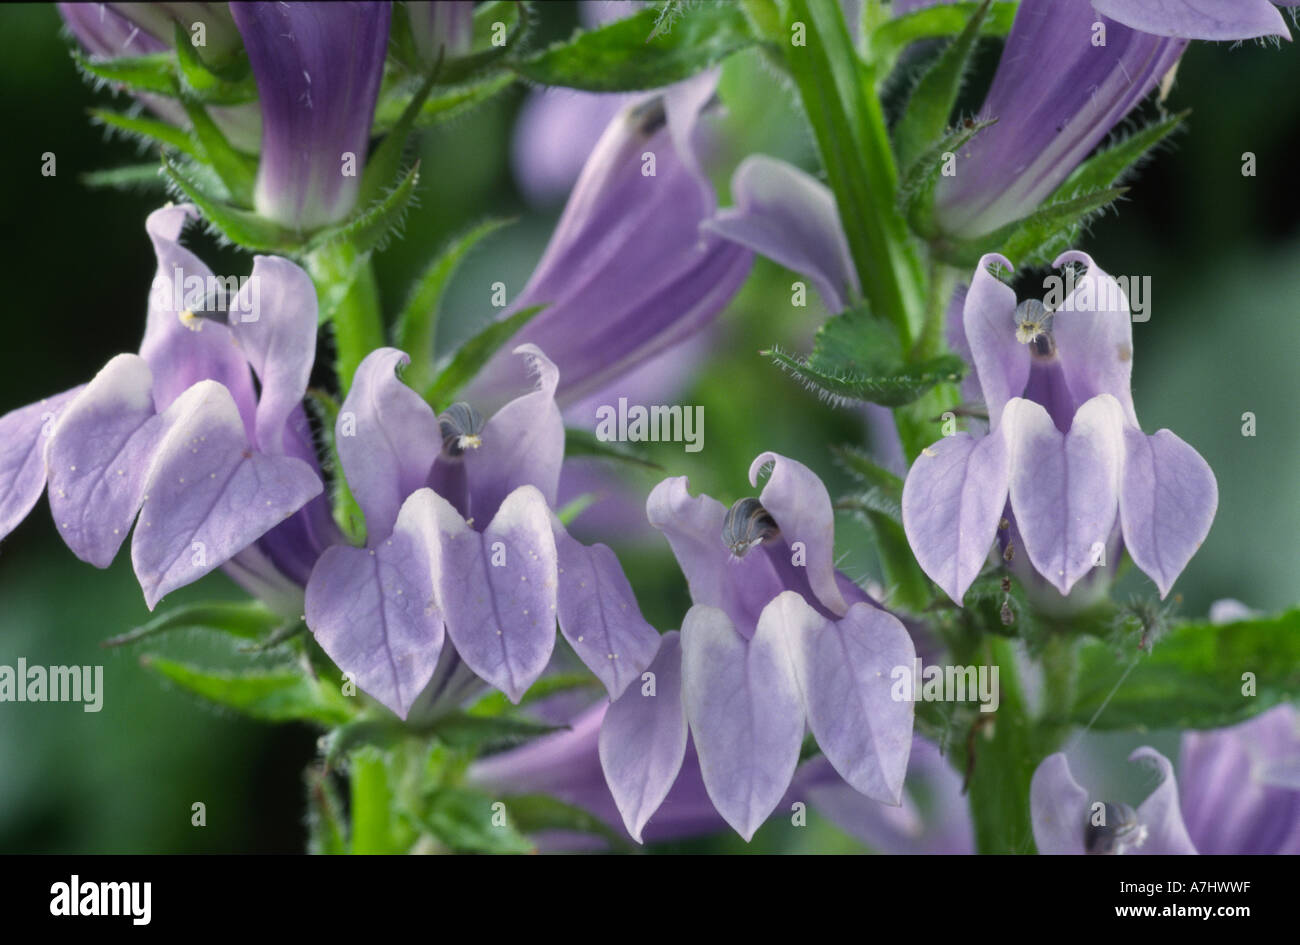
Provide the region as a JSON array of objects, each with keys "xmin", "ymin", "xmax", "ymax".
[{"xmin": 0, "ymin": 3, "xmax": 1295, "ymax": 853}]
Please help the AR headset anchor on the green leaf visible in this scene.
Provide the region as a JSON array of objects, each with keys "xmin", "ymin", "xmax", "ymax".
[
  {"xmin": 303, "ymin": 162, "xmax": 422, "ymax": 256},
  {"xmin": 837, "ymin": 486, "xmax": 932, "ymax": 612},
  {"xmin": 426, "ymin": 710, "xmax": 565, "ymax": 751},
  {"xmin": 177, "ymin": 98, "xmax": 257, "ymax": 206},
  {"xmin": 173, "ymin": 22, "xmax": 258, "ymax": 104},
  {"xmin": 90, "ymin": 108, "xmax": 200, "ymax": 158},
  {"xmin": 79, "ymin": 163, "xmax": 170, "ymax": 193},
  {"xmin": 422, "ymin": 304, "xmax": 546, "ymax": 408},
  {"xmin": 869, "ymin": 1, "xmax": 1017, "ymax": 67},
  {"xmin": 514, "ymin": 4, "xmax": 755, "ymax": 91},
  {"xmin": 139, "ymin": 654, "xmax": 354, "ymax": 726},
  {"xmin": 394, "ymin": 217, "xmax": 515, "ymax": 394},
  {"xmin": 900, "ymin": 118, "xmax": 996, "ymax": 238},
  {"xmin": 1068, "ymin": 609, "xmax": 1300, "ymax": 732},
  {"xmin": 784, "ymin": 0, "xmax": 926, "ymax": 342},
  {"xmin": 764, "ymin": 305, "xmax": 964, "ymax": 407},
  {"xmin": 563, "ymin": 427, "xmax": 663, "ymax": 470},
  {"xmin": 829, "ymin": 443, "xmax": 905, "ymax": 493},
  {"xmin": 359, "ymin": 69, "xmax": 439, "ymax": 212},
  {"xmin": 374, "ymin": 72, "xmax": 516, "ymax": 133},
  {"xmin": 74, "ymin": 50, "xmax": 178, "ymax": 96},
  {"xmin": 499, "ymin": 793, "xmax": 632, "ymax": 850},
  {"xmin": 420, "ymin": 787, "xmax": 534, "ymax": 853},
  {"xmin": 103, "ymin": 600, "xmax": 283, "ymax": 648},
  {"xmin": 892, "ymin": 0, "xmax": 992, "ymax": 172},
  {"xmin": 162, "ymin": 154, "xmax": 299, "ymax": 252},
  {"xmin": 1050, "ymin": 111, "xmax": 1187, "ymax": 202},
  {"xmin": 936, "ymin": 186, "xmax": 1127, "ymax": 268}
]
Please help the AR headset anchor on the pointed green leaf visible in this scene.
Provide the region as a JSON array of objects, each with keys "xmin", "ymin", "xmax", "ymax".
[
  {"xmin": 829, "ymin": 443, "xmax": 904, "ymax": 493},
  {"xmin": 80, "ymin": 163, "xmax": 170, "ymax": 192},
  {"xmin": 563, "ymin": 427, "xmax": 663, "ymax": 471},
  {"xmin": 395, "ymin": 217, "xmax": 515, "ymax": 394},
  {"xmin": 139, "ymin": 654, "xmax": 354, "ymax": 726},
  {"xmin": 420, "ymin": 787, "xmax": 534, "ymax": 853},
  {"xmin": 1068, "ymin": 609, "xmax": 1300, "ymax": 732},
  {"xmin": 103, "ymin": 600, "xmax": 283, "ymax": 648},
  {"xmin": 422, "ymin": 304, "xmax": 546, "ymax": 408},
  {"xmin": 374, "ymin": 72, "xmax": 516, "ymax": 133},
  {"xmin": 869, "ymin": 1, "xmax": 1017, "ymax": 66},
  {"xmin": 359, "ymin": 70, "xmax": 438, "ymax": 211},
  {"xmin": 90, "ymin": 108, "xmax": 200, "ymax": 158},
  {"xmin": 74, "ymin": 50, "xmax": 178, "ymax": 96},
  {"xmin": 892, "ymin": 0, "xmax": 992, "ymax": 172},
  {"xmin": 936, "ymin": 187, "xmax": 1128, "ymax": 268},
  {"xmin": 426, "ymin": 710, "xmax": 565, "ymax": 751},
  {"xmin": 178, "ymin": 98, "xmax": 257, "ymax": 206},
  {"xmin": 162, "ymin": 154, "xmax": 300, "ymax": 252},
  {"xmin": 499, "ymin": 793, "xmax": 632, "ymax": 850},
  {"xmin": 514, "ymin": 4, "xmax": 755, "ymax": 91},
  {"xmin": 303, "ymin": 162, "xmax": 421, "ymax": 256},
  {"xmin": 1050, "ymin": 111, "xmax": 1188, "ymax": 202},
  {"xmin": 173, "ymin": 22, "xmax": 258, "ymax": 104},
  {"xmin": 901, "ymin": 118, "xmax": 997, "ymax": 238}
]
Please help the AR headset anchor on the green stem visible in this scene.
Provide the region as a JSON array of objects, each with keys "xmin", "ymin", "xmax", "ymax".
[
  {"xmin": 350, "ymin": 751, "xmax": 398, "ymax": 854},
  {"xmin": 967, "ymin": 636, "xmax": 1038, "ymax": 854},
  {"xmin": 308, "ymin": 242, "xmax": 385, "ymax": 394},
  {"xmin": 784, "ymin": 0, "xmax": 926, "ymax": 344}
]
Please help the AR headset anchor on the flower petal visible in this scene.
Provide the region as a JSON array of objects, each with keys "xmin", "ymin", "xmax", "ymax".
[
  {"xmin": 1051, "ymin": 250, "xmax": 1139, "ymax": 426},
  {"xmin": 229, "ymin": 1, "xmax": 391, "ymax": 229},
  {"xmin": 131, "ymin": 381, "xmax": 323, "ymax": 608},
  {"xmin": 141, "ymin": 205, "xmax": 257, "ymax": 431},
  {"xmin": 337, "ymin": 348, "xmax": 440, "ymax": 540},
  {"xmin": 646, "ymin": 476, "xmax": 784, "ymax": 635},
  {"xmin": 750, "ymin": 451, "xmax": 847, "ymax": 616},
  {"xmin": 227, "ymin": 255, "xmax": 319, "ymax": 455},
  {"xmin": 1092, "ymin": 0, "xmax": 1291, "ymax": 40},
  {"xmin": 704, "ymin": 155, "xmax": 858, "ymax": 313},
  {"xmin": 1008, "ymin": 394, "xmax": 1126, "ymax": 595},
  {"xmin": 1129, "ymin": 747, "xmax": 1198, "ymax": 855},
  {"xmin": 901, "ymin": 429, "xmax": 1010, "ymax": 605},
  {"xmin": 1119, "ymin": 426, "xmax": 1217, "ymax": 598},
  {"xmin": 962, "ymin": 253, "xmax": 1027, "ymax": 424},
  {"xmin": 681, "ymin": 603, "xmax": 804, "ymax": 841},
  {"xmin": 46, "ymin": 355, "xmax": 164, "ymax": 567},
  {"xmin": 1030, "ymin": 752, "xmax": 1090, "ymax": 854},
  {"xmin": 0, "ymin": 387, "xmax": 83, "ymax": 541},
  {"xmin": 553, "ymin": 522, "xmax": 660, "ymax": 699},
  {"xmin": 599, "ymin": 630, "xmax": 689, "ymax": 842},
  {"xmin": 465, "ymin": 345, "xmax": 564, "ymax": 524},
  {"xmin": 412, "ymin": 485, "xmax": 558, "ymax": 703},
  {"xmin": 770, "ymin": 592, "xmax": 915, "ymax": 804},
  {"xmin": 304, "ymin": 495, "xmax": 445, "ymax": 720}
]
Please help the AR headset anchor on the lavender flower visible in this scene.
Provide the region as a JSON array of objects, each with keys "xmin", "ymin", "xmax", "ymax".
[
  {"xmin": 901, "ymin": 251, "xmax": 1217, "ymax": 606},
  {"xmin": 228, "ymin": 2, "xmax": 391, "ymax": 230},
  {"xmin": 303, "ymin": 345, "xmax": 661, "ymax": 719},
  {"xmin": 1092, "ymin": 0, "xmax": 1299, "ymax": 41},
  {"xmin": 1032, "ymin": 705, "xmax": 1300, "ymax": 854},
  {"xmin": 600, "ymin": 453, "xmax": 916, "ymax": 841},
  {"xmin": 0, "ymin": 205, "xmax": 325, "ymax": 610},
  {"xmin": 465, "ymin": 70, "xmax": 752, "ymax": 408},
  {"xmin": 932, "ymin": 0, "xmax": 1186, "ymax": 241}
]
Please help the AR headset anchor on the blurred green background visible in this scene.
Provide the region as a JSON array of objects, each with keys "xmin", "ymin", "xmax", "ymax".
[{"xmin": 0, "ymin": 3, "xmax": 1296, "ymax": 853}]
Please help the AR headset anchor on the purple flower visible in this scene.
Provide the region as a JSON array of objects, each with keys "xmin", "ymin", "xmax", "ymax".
[
  {"xmin": 1032, "ymin": 705, "xmax": 1300, "ymax": 854},
  {"xmin": 466, "ymin": 70, "xmax": 752, "ymax": 409},
  {"xmin": 0, "ymin": 205, "xmax": 326, "ymax": 611},
  {"xmin": 932, "ymin": 0, "xmax": 1186, "ymax": 241},
  {"xmin": 901, "ymin": 251, "xmax": 1217, "ymax": 605},
  {"xmin": 1092, "ymin": 0, "xmax": 1298, "ymax": 41},
  {"xmin": 1031, "ymin": 747, "xmax": 1197, "ymax": 854},
  {"xmin": 303, "ymin": 345, "xmax": 661, "ymax": 719},
  {"xmin": 229, "ymin": 2, "xmax": 391, "ymax": 230},
  {"xmin": 599, "ymin": 453, "xmax": 916, "ymax": 841}
]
